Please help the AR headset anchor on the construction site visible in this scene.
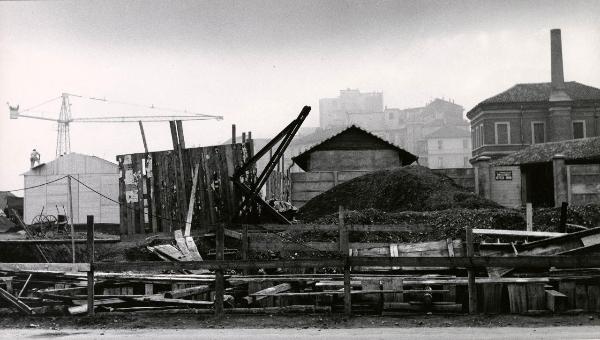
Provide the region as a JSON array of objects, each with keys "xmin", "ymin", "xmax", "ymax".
[{"xmin": 1, "ymin": 2, "xmax": 600, "ymax": 338}]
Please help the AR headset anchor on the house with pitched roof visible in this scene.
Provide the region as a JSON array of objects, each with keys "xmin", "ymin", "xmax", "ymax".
[
  {"xmin": 425, "ymin": 126, "xmax": 472, "ymax": 169},
  {"xmin": 467, "ymin": 29, "xmax": 600, "ymax": 161},
  {"xmin": 289, "ymin": 125, "xmax": 417, "ymax": 207}
]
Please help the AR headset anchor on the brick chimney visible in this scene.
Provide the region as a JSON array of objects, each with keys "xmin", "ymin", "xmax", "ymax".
[
  {"xmin": 548, "ymin": 29, "xmax": 572, "ymax": 142},
  {"xmin": 549, "ymin": 29, "xmax": 571, "ymax": 101}
]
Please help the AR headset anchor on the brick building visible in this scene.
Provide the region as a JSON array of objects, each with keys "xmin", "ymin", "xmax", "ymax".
[{"xmin": 467, "ymin": 29, "xmax": 600, "ymax": 160}]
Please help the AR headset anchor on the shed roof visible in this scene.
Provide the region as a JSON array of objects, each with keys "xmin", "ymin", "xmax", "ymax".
[
  {"xmin": 22, "ymin": 152, "xmax": 118, "ymax": 176},
  {"xmin": 291, "ymin": 125, "xmax": 417, "ymax": 171},
  {"xmin": 492, "ymin": 137, "xmax": 600, "ymax": 166}
]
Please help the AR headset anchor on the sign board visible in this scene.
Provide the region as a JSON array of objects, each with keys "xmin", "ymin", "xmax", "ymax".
[{"xmin": 495, "ymin": 170, "xmax": 513, "ymax": 181}]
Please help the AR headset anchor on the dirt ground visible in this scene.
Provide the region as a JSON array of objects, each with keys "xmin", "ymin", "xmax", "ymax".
[{"xmin": 1, "ymin": 312, "xmax": 599, "ymax": 330}]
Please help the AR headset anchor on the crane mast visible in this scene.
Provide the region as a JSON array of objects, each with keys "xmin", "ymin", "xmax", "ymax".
[{"xmin": 56, "ymin": 93, "xmax": 72, "ymax": 156}]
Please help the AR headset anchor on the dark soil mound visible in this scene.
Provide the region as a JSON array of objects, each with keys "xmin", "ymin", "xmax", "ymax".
[{"xmin": 297, "ymin": 165, "xmax": 500, "ymax": 221}]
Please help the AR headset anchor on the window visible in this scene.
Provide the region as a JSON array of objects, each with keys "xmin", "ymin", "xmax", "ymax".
[
  {"xmin": 494, "ymin": 122, "xmax": 510, "ymax": 144},
  {"xmin": 462, "ymin": 139, "xmax": 469, "ymax": 149},
  {"xmin": 479, "ymin": 124, "xmax": 484, "ymax": 147},
  {"xmin": 437, "ymin": 140, "xmax": 443, "ymax": 150},
  {"xmin": 531, "ymin": 121, "xmax": 545, "ymax": 144},
  {"xmin": 573, "ymin": 120, "xmax": 586, "ymax": 139},
  {"xmin": 471, "ymin": 128, "xmax": 476, "ymax": 148}
]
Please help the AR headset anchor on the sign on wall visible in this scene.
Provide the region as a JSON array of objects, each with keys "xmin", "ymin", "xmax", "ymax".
[{"xmin": 495, "ymin": 170, "xmax": 513, "ymax": 181}]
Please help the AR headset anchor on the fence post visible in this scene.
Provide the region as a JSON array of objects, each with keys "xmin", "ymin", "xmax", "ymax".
[
  {"xmin": 339, "ymin": 206, "xmax": 351, "ymax": 316},
  {"xmin": 466, "ymin": 225, "xmax": 477, "ymax": 314},
  {"xmin": 67, "ymin": 175, "xmax": 76, "ymax": 264},
  {"xmin": 526, "ymin": 203, "xmax": 533, "ymax": 232},
  {"xmin": 559, "ymin": 202, "xmax": 568, "ymax": 233},
  {"xmin": 214, "ymin": 222, "xmax": 225, "ymax": 317},
  {"xmin": 87, "ymin": 215, "xmax": 95, "ymax": 316},
  {"xmin": 242, "ymin": 224, "xmax": 249, "ymax": 275}
]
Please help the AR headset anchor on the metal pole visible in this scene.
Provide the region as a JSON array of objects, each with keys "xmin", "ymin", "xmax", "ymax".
[{"xmin": 67, "ymin": 175, "xmax": 76, "ymax": 264}]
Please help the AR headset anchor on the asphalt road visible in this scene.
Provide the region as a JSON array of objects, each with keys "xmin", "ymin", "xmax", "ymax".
[{"xmin": 2, "ymin": 327, "xmax": 600, "ymax": 340}]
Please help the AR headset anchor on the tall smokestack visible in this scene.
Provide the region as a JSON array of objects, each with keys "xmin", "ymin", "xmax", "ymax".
[
  {"xmin": 551, "ymin": 29, "xmax": 565, "ymax": 89},
  {"xmin": 549, "ymin": 29, "xmax": 570, "ymax": 102}
]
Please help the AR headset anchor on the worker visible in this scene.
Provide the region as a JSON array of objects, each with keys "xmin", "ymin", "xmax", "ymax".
[{"xmin": 30, "ymin": 149, "xmax": 40, "ymax": 168}]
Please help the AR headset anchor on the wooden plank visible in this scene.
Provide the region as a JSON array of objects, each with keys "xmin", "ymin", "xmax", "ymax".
[
  {"xmin": 164, "ymin": 285, "xmax": 210, "ymax": 299},
  {"xmin": 0, "ymin": 239, "xmax": 119, "ymax": 244},
  {"xmin": 214, "ymin": 223, "xmax": 224, "ymax": 317},
  {"xmin": 472, "ymin": 229, "xmax": 565, "ymax": 238},
  {"xmin": 545, "ymin": 289, "xmax": 567, "ymax": 312},
  {"xmin": 184, "ymin": 163, "xmax": 200, "ymax": 236},
  {"xmin": 244, "ymin": 283, "xmax": 291, "ymax": 305},
  {"xmin": 185, "ymin": 237, "xmax": 203, "ymax": 261},
  {"xmin": 588, "ymin": 285, "xmax": 600, "ymax": 312},
  {"xmin": 507, "ymin": 284, "xmax": 528, "ymax": 314},
  {"xmin": 90, "ymin": 255, "xmax": 600, "ymax": 272},
  {"xmin": 87, "ymin": 215, "xmax": 95, "ymax": 316},
  {"xmin": 575, "ymin": 284, "xmax": 588, "ymax": 311},
  {"xmin": 0, "ymin": 263, "xmax": 90, "ymax": 272},
  {"xmin": 481, "ymin": 283, "xmax": 503, "ymax": 314},
  {"xmin": 526, "ymin": 203, "xmax": 533, "ymax": 232},
  {"xmin": 174, "ymin": 229, "xmax": 192, "ymax": 260},
  {"xmin": 559, "ymin": 281, "xmax": 576, "ymax": 309},
  {"xmin": 0, "ymin": 287, "xmax": 33, "ymax": 315},
  {"xmin": 526, "ymin": 283, "xmax": 546, "ymax": 311},
  {"xmin": 466, "ymin": 226, "xmax": 477, "ymax": 314}
]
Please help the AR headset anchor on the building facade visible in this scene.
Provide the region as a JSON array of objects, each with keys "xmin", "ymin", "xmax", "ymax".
[
  {"xmin": 468, "ymin": 29, "xmax": 600, "ymax": 160},
  {"xmin": 425, "ymin": 126, "xmax": 472, "ymax": 169},
  {"xmin": 22, "ymin": 153, "xmax": 120, "ymax": 224},
  {"xmin": 319, "ymin": 89, "xmax": 383, "ymax": 128}
]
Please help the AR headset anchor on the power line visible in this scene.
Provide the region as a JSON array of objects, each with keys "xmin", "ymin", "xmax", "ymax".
[
  {"xmin": 1, "ymin": 173, "xmax": 326, "ymax": 255},
  {"xmin": 0, "ymin": 175, "xmax": 69, "ymax": 193}
]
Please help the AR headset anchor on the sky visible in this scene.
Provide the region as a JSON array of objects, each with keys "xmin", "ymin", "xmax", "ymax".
[{"xmin": 1, "ymin": 0, "xmax": 599, "ymax": 194}]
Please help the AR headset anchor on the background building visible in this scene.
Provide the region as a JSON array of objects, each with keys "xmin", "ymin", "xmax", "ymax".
[
  {"xmin": 22, "ymin": 153, "xmax": 120, "ymax": 224},
  {"xmin": 425, "ymin": 126, "xmax": 472, "ymax": 169},
  {"xmin": 468, "ymin": 29, "xmax": 600, "ymax": 160},
  {"xmin": 319, "ymin": 89, "xmax": 383, "ymax": 128}
]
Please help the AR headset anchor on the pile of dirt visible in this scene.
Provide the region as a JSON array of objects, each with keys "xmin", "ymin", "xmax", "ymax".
[{"xmin": 297, "ymin": 165, "xmax": 500, "ymax": 221}]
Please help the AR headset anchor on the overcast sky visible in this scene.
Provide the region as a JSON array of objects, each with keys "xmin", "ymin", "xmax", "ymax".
[{"xmin": 1, "ymin": 0, "xmax": 599, "ymax": 194}]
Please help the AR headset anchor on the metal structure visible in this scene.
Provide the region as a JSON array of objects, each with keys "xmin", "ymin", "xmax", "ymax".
[
  {"xmin": 232, "ymin": 105, "xmax": 311, "ymax": 224},
  {"xmin": 8, "ymin": 92, "xmax": 224, "ymax": 157}
]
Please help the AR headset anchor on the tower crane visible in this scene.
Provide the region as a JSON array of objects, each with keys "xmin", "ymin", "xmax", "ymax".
[{"xmin": 8, "ymin": 93, "xmax": 223, "ymax": 157}]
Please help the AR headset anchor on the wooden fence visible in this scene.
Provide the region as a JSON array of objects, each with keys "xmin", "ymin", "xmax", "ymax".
[
  {"xmin": 116, "ymin": 142, "xmax": 255, "ymax": 235},
  {"xmin": 265, "ymin": 170, "xmax": 291, "ymax": 202}
]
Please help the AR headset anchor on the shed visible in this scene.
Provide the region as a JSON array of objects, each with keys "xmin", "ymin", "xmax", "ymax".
[
  {"xmin": 473, "ymin": 137, "xmax": 600, "ymax": 208},
  {"xmin": 289, "ymin": 125, "xmax": 417, "ymax": 207},
  {"xmin": 291, "ymin": 125, "xmax": 417, "ymax": 172},
  {"xmin": 22, "ymin": 153, "xmax": 119, "ymax": 224}
]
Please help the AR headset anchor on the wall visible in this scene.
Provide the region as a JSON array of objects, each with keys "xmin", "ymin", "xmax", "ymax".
[
  {"xmin": 291, "ymin": 170, "xmax": 371, "ymax": 207},
  {"xmin": 308, "ymin": 150, "xmax": 400, "ymax": 171},
  {"xmin": 568, "ymin": 164, "xmax": 600, "ymax": 205},
  {"xmin": 489, "ymin": 165, "xmax": 522, "ymax": 208},
  {"xmin": 432, "ymin": 168, "xmax": 475, "ymax": 192},
  {"xmin": 24, "ymin": 173, "xmax": 119, "ymax": 224}
]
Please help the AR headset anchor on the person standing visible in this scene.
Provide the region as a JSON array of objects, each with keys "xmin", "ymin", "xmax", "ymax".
[{"xmin": 30, "ymin": 149, "xmax": 40, "ymax": 168}]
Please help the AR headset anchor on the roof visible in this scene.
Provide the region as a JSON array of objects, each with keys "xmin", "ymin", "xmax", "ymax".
[
  {"xmin": 22, "ymin": 152, "xmax": 118, "ymax": 176},
  {"xmin": 492, "ymin": 137, "xmax": 600, "ymax": 166},
  {"xmin": 425, "ymin": 126, "xmax": 470, "ymax": 139},
  {"xmin": 291, "ymin": 125, "xmax": 417, "ymax": 171},
  {"xmin": 468, "ymin": 81, "xmax": 600, "ymax": 118}
]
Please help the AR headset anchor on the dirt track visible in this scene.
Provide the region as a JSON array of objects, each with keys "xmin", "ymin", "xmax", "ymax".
[
  {"xmin": 3, "ymin": 325, "xmax": 600, "ymax": 340},
  {"xmin": 1, "ymin": 313, "xmax": 599, "ymax": 330}
]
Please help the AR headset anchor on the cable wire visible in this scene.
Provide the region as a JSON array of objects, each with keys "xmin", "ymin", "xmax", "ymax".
[
  {"xmin": 0, "ymin": 175, "xmax": 69, "ymax": 193},
  {"xmin": 69, "ymin": 175, "xmax": 327, "ymax": 254}
]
